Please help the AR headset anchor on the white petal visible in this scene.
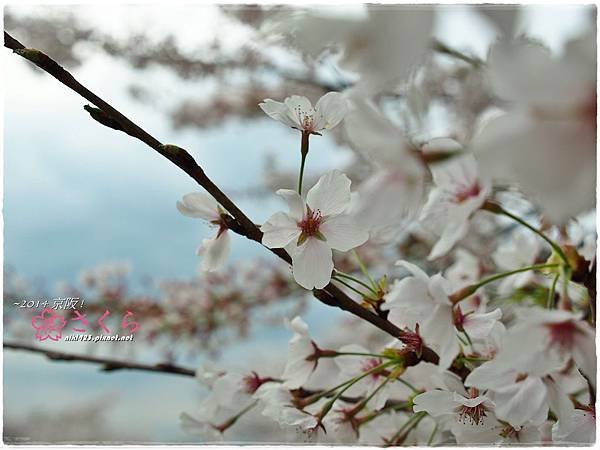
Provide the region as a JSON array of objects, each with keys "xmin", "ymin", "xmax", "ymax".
[
  {"xmin": 320, "ymin": 214, "xmax": 368, "ymax": 251},
  {"xmin": 494, "ymin": 377, "xmax": 548, "ymax": 427},
  {"xmin": 413, "ymin": 390, "xmax": 457, "ymax": 416},
  {"xmin": 463, "ymin": 308, "xmax": 502, "ymax": 339},
  {"xmin": 177, "ymin": 192, "xmax": 220, "ymax": 220},
  {"xmin": 259, "ymin": 99, "xmax": 299, "ymax": 128},
  {"xmin": 427, "ymin": 209, "xmax": 471, "ymax": 260},
  {"xmin": 282, "ymin": 354, "xmax": 315, "ymax": 389},
  {"xmin": 288, "ymin": 316, "xmax": 310, "ymax": 336},
  {"xmin": 284, "ymin": 95, "xmax": 314, "ymax": 128},
  {"xmin": 198, "ymin": 232, "xmax": 231, "ymax": 272},
  {"xmin": 572, "ymin": 324, "xmax": 596, "ymax": 389},
  {"xmin": 487, "ymin": 39, "xmax": 587, "ymax": 109},
  {"xmin": 545, "ymin": 377, "xmax": 575, "ymax": 438},
  {"xmin": 395, "ymin": 260, "xmax": 430, "ymax": 282},
  {"xmin": 261, "ymin": 212, "xmax": 301, "ymax": 249},
  {"xmin": 306, "ymin": 170, "xmax": 352, "ymax": 216},
  {"xmin": 314, "ymin": 91, "xmax": 348, "ymax": 130},
  {"xmin": 292, "ymin": 238, "xmax": 333, "ymax": 289},
  {"xmin": 474, "ymin": 112, "xmax": 594, "ymax": 223},
  {"xmin": 464, "ymin": 361, "xmax": 515, "ymax": 390},
  {"xmin": 277, "ymin": 189, "xmax": 306, "ymax": 220}
]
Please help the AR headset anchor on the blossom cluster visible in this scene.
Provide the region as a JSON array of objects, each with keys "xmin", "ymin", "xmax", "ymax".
[{"xmin": 176, "ymin": 6, "xmax": 596, "ymax": 446}]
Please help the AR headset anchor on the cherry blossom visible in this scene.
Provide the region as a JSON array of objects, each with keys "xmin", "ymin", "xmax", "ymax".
[
  {"xmin": 253, "ymin": 383, "xmax": 321, "ymax": 429},
  {"xmin": 264, "ymin": 6, "xmax": 434, "ymax": 93},
  {"xmin": 492, "ymin": 229, "xmax": 542, "ymax": 294},
  {"xmin": 344, "ymin": 99, "xmax": 425, "ymax": 243},
  {"xmin": 413, "ymin": 371, "xmax": 495, "ymax": 428},
  {"xmin": 259, "ymin": 92, "xmax": 347, "ymax": 135},
  {"xmin": 419, "ymin": 154, "xmax": 491, "ymax": 260},
  {"xmin": 261, "ymin": 170, "xmax": 368, "ymax": 289},
  {"xmin": 498, "ymin": 308, "xmax": 596, "ymax": 386},
  {"xmin": 177, "ymin": 193, "xmax": 230, "ymax": 271},
  {"xmin": 333, "ymin": 344, "xmax": 394, "ymax": 410},
  {"xmin": 473, "ymin": 33, "xmax": 596, "ymax": 223},
  {"xmin": 383, "ymin": 261, "xmax": 502, "ymax": 368},
  {"xmin": 281, "ymin": 316, "xmax": 319, "ymax": 389}
]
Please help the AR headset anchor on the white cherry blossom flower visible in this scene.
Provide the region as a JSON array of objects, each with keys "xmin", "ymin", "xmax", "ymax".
[
  {"xmin": 473, "ymin": 33, "xmax": 596, "ymax": 223},
  {"xmin": 501, "ymin": 308, "xmax": 596, "ymax": 386},
  {"xmin": 444, "ymin": 250, "xmax": 488, "ymax": 314},
  {"xmin": 263, "ymin": 6, "xmax": 434, "ymax": 94},
  {"xmin": 552, "ymin": 407, "xmax": 595, "ymax": 444},
  {"xmin": 344, "ymin": 99, "xmax": 425, "ymax": 243},
  {"xmin": 413, "ymin": 370, "xmax": 495, "ymax": 429},
  {"xmin": 333, "ymin": 344, "xmax": 393, "ymax": 410},
  {"xmin": 464, "ymin": 341, "xmax": 576, "ymax": 430},
  {"xmin": 177, "ymin": 193, "xmax": 230, "ymax": 272},
  {"xmin": 452, "ymin": 415, "xmax": 544, "ymax": 445},
  {"xmin": 383, "ymin": 261, "xmax": 502, "ymax": 368},
  {"xmin": 259, "ymin": 92, "xmax": 347, "ymax": 134},
  {"xmin": 195, "ymin": 362, "xmax": 225, "ymax": 389},
  {"xmin": 282, "ymin": 316, "xmax": 318, "ymax": 389},
  {"xmin": 420, "ymin": 154, "xmax": 491, "ymax": 260},
  {"xmin": 261, "ymin": 170, "xmax": 369, "ymax": 289},
  {"xmin": 253, "ymin": 383, "xmax": 322, "ymax": 430},
  {"xmin": 492, "ymin": 229, "xmax": 541, "ymax": 294},
  {"xmin": 190, "ymin": 369, "xmax": 272, "ymax": 423}
]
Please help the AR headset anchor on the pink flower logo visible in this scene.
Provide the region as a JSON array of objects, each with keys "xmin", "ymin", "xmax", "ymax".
[{"xmin": 31, "ymin": 308, "xmax": 67, "ymax": 341}]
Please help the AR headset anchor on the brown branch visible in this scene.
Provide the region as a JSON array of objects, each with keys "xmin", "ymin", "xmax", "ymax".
[
  {"xmin": 3, "ymin": 31, "xmax": 439, "ymax": 366},
  {"xmin": 3, "ymin": 341, "xmax": 195, "ymax": 377}
]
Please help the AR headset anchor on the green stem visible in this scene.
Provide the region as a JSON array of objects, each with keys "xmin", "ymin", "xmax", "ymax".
[
  {"xmin": 359, "ymin": 401, "xmax": 412, "ymax": 425},
  {"xmin": 297, "ymin": 132, "xmax": 309, "ymax": 195},
  {"xmin": 354, "ymin": 375, "xmax": 391, "ymax": 412},
  {"xmin": 548, "ymin": 271, "xmax": 560, "ymax": 309},
  {"xmin": 490, "ymin": 203, "xmax": 570, "ymax": 268},
  {"xmin": 388, "ymin": 411, "xmax": 427, "ymax": 445},
  {"xmin": 318, "ymin": 361, "xmax": 395, "ymax": 421},
  {"xmin": 215, "ymin": 400, "xmax": 258, "ymax": 432},
  {"xmin": 332, "ymin": 275, "xmax": 374, "ymax": 300},
  {"xmin": 477, "ymin": 263, "xmax": 558, "ymax": 290},
  {"xmin": 335, "ymin": 271, "xmax": 378, "ymax": 296},
  {"xmin": 353, "ymin": 249, "xmax": 377, "ymax": 290},
  {"xmin": 397, "ymin": 377, "xmax": 419, "ymax": 394},
  {"xmin": 305, "ymin": 361, "xmax": 393, "ymax": 405},
  {"xmin": 451, "ymin": 263, "xmax": 559, "ymax": 304},
  {"xmin": 427, "ymin": 422, "xmax": 439, "ymax": 445}
]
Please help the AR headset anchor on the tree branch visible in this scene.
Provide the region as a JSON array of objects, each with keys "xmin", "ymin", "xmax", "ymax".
[
  {"xmin": 3, "ymin": 341, "xmax": 195, "ymax": 377},
  {"xmin": 3, "ymin": 31, "xmax": 438, "ymax": 366}
]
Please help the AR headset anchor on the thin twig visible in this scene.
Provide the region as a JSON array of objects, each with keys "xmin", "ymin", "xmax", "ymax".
[
  {"xmin": 3, "ymin": 31, "xmax": 439, "ymax": 366},
  {"xmin": 4, "ymin": 341, "xmax": 195, "ymax": 377}
]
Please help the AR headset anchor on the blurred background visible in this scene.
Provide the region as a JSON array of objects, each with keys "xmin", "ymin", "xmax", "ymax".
[{"xmin": 2, "ymin": 3, "xmax": 595, "ymax": 444}]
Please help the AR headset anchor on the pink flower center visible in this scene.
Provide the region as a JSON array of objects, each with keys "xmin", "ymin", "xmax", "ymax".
[
  {"xmin": 457, "ymin": 388, "xmax": 487, "ymax": 425},
  {"xmin": 298, "ymin": 208, "xmax": 323, "ymax": 237},
  {"xmin": 361, "ymin": 358, "xmax": 383, "ymax": 380},
  {"xmin": 454, "ymin": 182, "xmax": 481, "ymax": 203},
  {"xmin": 241, "ymin": 371, "xmax": 270, "ymax": 394},
  {"xmin": 545, "ymin": 320, "xmax": 580, "ymax": 352}
]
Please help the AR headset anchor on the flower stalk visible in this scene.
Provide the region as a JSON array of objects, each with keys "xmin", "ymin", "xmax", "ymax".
[
  {"xmin": 482, "ymin": 201, "xmax": 571, "ymax": 269},
  {"xmin": 449, "ymin": 263, "xmax": 560, "ymax": 304},
  {"xmin": 298, "ymin": 131, "xmax": 310, "ymax": 195}
]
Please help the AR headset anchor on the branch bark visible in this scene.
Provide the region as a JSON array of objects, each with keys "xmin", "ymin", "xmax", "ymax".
[
  {"xmin": 4, "ymin": 341, "xmax": 195, "ymax": 377},
  {"xmin": 3, "ymin": 31, "xmax": 439, "ymax": 365}
]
